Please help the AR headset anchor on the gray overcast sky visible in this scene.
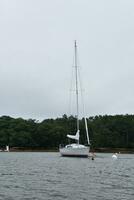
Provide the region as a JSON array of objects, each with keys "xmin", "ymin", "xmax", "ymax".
[{"xmin": 0, "ymin": 0, "xmax": 134, "ymax": 120}]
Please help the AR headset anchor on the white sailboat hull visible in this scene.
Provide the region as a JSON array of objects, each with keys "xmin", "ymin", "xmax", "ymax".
[{"xmin": 59, "ymin": 144, "xmax": 90, "ymax": 157}]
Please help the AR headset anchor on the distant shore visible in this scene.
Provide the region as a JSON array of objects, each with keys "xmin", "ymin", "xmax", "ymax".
[
  {"xmin": 5, "ymin": 147, "xmax": 134, "ymax": 153},
  {"xmin": 92, "ymin": 147, "xmax": 134, "ymax": 153}
]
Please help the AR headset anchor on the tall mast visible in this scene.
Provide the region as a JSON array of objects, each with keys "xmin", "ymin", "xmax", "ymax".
[{"xmin": 74, "ymin": 40, "xmax": 79, "ymax": 132}]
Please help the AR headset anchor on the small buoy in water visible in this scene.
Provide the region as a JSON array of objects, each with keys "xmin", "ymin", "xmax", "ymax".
[
  {"xmin": 91, "ymin": 156, "xmax": 94, "ymax": 160},
  {"xmin": 112, "ymin": 153, "xmax": 118, "ymax": 160},
  {"xmin": 91, "ymin": 152, "xmax": 95, "ymax": 160}
]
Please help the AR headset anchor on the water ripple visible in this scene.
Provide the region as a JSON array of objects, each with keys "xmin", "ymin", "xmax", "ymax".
[{"xmin": 0, "ymin": 152, "xmax": 133, "ymax": 200}]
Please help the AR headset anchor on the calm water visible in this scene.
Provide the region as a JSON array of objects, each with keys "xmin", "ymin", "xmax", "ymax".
[{"xmin": 0, "ymin": 152, "xmax": 133, "ymax": 200}]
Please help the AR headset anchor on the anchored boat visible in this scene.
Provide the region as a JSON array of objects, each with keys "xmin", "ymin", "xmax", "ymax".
[{"xmin": 59, "ymin": 41, "xmax": 90, "ymax": 157}]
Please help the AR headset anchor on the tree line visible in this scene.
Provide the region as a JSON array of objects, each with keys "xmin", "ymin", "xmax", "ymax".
[{"xmin": 0, "ymin": 114, "xmax": 134, "ymax": 149}]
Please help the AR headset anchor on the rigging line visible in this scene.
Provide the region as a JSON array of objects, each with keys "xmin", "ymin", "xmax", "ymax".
[
  {"xmin": 78, "ymin": 61, "xmax": 90, "ymax": 145},
  {"xmin": 78, "ymin": 66, "xmax": 84, "ymax": 115},
  {"xmin": 74, "ymin": 40, "xmax": 79, "ymax": 132},
  {"xmin": 76, "ymin": 45, "xmax": 85, "ymax": 119},
  {"xmin": 68, "ymin": 43, "xmax": 77, "ymax": 117},
  {"xmin": 74, "ymin": 42, "xmax": 85, "ymax": 117},
  {"xmin": 68, "ymin": 65, "xmax": 74, "ymax": 116}
]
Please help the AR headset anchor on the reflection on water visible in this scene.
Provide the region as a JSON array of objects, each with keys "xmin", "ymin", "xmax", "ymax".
[{"xmin": 0, "ymin": 152, "xmax": 133, "ymax": 200}]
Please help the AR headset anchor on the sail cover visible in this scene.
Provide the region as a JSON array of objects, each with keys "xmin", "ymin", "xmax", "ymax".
[{"xmin": 67, "ymin": 130, "xmax": 79, "ymax": 141}]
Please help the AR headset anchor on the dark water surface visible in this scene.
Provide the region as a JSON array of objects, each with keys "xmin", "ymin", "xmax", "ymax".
[{"xmin": 0, "ymin": 152, "xmax": 133, "ymax": 200}]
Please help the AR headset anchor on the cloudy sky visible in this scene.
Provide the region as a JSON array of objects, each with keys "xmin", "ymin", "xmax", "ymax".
[{"xmin": 0, "ymin": 0, "xmax": 134, "ymax": 120}]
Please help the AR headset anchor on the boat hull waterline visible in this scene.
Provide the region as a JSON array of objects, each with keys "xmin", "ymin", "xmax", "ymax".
[{"xmin": 60, "ymin": 144, "xmax": 90, "ymax": 157}]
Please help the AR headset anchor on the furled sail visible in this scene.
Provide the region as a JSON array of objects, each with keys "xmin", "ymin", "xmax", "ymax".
[{"xmin": 67, "ymin": 130, "xmax": 79, "ymax": 141}]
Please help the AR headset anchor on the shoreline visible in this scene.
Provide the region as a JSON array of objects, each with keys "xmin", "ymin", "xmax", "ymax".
[
  {"xmin": 93, "ymin": 147, "xmax": 134, "ymax": 154},
  {"xmin": 4, "ymin": 147, "xmax": 134, "ymax": 153}
]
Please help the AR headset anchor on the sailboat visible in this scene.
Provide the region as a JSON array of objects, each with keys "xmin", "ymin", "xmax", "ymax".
[{"xmin": 59, "ymin": 41, "xmax": 90, "ymax": 157}]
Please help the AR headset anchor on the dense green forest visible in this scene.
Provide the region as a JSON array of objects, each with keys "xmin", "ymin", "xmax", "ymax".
[{"xmin": 0, "ymin": 114, "xmax": 134, "ymax": 150}]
